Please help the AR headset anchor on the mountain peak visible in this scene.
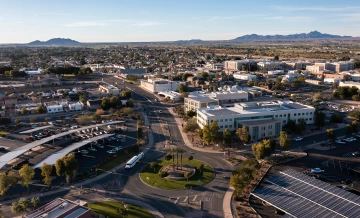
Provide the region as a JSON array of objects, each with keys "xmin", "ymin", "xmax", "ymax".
[
  {"xmin": 233, "ymin": 31, "xmax": 351, "ymax": 41},
  {"xmin": 28, "ymin": 38, "xmax": 80, "ymax": 46}
]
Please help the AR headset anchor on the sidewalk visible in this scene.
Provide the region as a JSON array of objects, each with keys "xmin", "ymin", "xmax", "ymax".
[
  {"xmin": 223, "ymin": 187, "xmax": 235, "ymax": 218},
  {"xmin": 168, "ymin": 108, "xmax": 223, "ymax": 154}
]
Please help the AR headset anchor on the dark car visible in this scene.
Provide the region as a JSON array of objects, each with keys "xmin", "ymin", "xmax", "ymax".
[
  {"xmin": 12, "ymin": 160, "xmax": 29, "ymax": 170},
  {"xmin": 0, "ymin": 147, "xmax": 6, "ymax": 151},
  {"xmin": 342, "ymin": 179, "xmax": 353, "ymax": 185}
]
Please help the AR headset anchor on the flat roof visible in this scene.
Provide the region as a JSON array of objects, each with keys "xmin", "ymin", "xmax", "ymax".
[
  {"xmin": 239, "ymin": 119, "xmax": 281, "ymax": 126},
  {"xmin": 34, "ymin": 134, "xmax": 113, "ymax": 168},
  {"xmin": 0, "ymin": 121, "xmax": 123, "ymax": 169},
  {"xmin": 251, "ymin": 169, "xmax": 360, "ymax": 218},
  {"xmin": 63, "ymin": 208, "xmax": 87, "ymax": 218},
  {"xmin": 20, "ymin": 125, "xmax": 54, "ymax": 134}
]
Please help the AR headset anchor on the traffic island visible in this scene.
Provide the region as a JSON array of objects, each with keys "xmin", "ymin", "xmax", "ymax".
[
  {"xmin": 140, "ymin": 159, "xmax": 215, "ymax": 190},
  {"xmin": 88, "ymin": 200, "xmax": 155, "ymax": 218}
]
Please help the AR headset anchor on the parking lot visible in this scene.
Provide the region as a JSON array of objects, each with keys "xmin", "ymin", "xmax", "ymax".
[{"xmin": 0, "ymin": 119, "xmax": 138, "ymax": 174}]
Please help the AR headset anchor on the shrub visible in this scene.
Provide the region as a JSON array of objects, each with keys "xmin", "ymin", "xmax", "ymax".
[{"xmin": 158, "ymin": 171, "xmax": 168, "ymax": 178}]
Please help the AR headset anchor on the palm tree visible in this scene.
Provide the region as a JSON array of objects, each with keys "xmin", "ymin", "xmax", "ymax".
[
  {"xmin": 174, "ymin": 147, "xmax": 180, "ymax": 170},
  {"xmin": 170, "ymin": 148, "xmax": 176, "ymax": 170},
  {"xmin": 178, "ymin": 148, "xmax": 186, "ymax": 170}
]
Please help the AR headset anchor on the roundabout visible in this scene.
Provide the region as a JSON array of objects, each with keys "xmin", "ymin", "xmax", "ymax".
[{"xmin": 140, "ymin": 159, "xmax": 215, "ymax": 190}]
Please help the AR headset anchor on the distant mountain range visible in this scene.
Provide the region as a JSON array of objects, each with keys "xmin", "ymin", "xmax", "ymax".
[
  {"xmin": 28, "ymin": 38, "xmax": 80, "ymax": 46},
  {"xmin": 233, "ymin": 31, "xmax": 352, "ymax": 41}
]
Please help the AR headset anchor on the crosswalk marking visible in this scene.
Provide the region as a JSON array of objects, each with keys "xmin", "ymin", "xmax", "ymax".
[{"xmin": 174, "ymin": 197, "xmax": 179, "ymax": 204}]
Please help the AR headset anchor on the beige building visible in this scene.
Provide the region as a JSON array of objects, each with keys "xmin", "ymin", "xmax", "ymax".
[
  {"xmin": 240, "ymin": 119, "xmax": 282, "ymax": 141},
  {"xmin": 140, "ymin": 78, "xmax": 185, "ymax": 93},
  {"xmin": 99, "ymin": 84, "xmax": 120, "ymax": 95}
]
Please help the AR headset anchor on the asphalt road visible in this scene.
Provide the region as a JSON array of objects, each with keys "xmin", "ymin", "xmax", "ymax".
[{"xmin": 101, "ymin": 75, "xmax": 235, "ymax": 217}]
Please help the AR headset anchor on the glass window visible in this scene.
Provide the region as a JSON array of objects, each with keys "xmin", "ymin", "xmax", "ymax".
[
  {"xmin": 220, "ymin": 126, "xmax": 223, "ymax": 128},
  {"xmin": 229, "ymin": 125, "xmax": 232, "ymax": 128},
  {"xmin": 310, "ymin": 118, "xmax": 312, "ymax": 120},
  {"xmin": 298, "ymin": 113, "xmax": 300, "ymax": 116},
  {"xmin": 306, "ymin": 112, "xmax": 308, "ymax": 115},
  {"xmin": 310, "ymin": 112, "xmax": 313, "ymax": 115},
  {"xmin": 229, "ymin": 119, "xmax": 233, "ymax": 121},
  {"xmin": 302, "ymin": 113, "xmax": 304, "ymax": 115},
  {"xmin": 294, "ymin": 113, "xmax": 296, "ymax": 116},
  {"xmin": 225, "ymin": 125, "xmax": 228, "ymax": 128},
  {"xmin": 225, "ymin": 119, "xmax": 228, "ymax": 122},
  {"xmin": 220, "ymin": 119, "xmax": 223, "ymax": 122},
  {"xmin": 280, "ymin": 115, "xmax": 282, "ymax": 117},
  {"xmin": 275, "ymin": 115, "xmax": 278, "ymax": 117}
]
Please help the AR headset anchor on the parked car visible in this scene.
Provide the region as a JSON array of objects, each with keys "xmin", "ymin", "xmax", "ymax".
[
  {"xmin": 31, "ymin": 125, "xmax": 39, "ymax": 129},
  {"xmin": 352, "ymin": 151, "xmax": 360, "ymax": 156},
  {"xmin": 88, "ymin": 147, "xmax": 97, "ymax": 152},
  {"xmin": 311, "ymin": 168, "xmax": 324, "ymax": 173},
  {"xmin": 81, "ymin": 150, "xmax": 89, "ymax": 154},
  {"xmin": 107, "ymin": 149, "xmax": 116, "ymax": 154},
  {"xmin": 96, "ymin": 144, "xmax": 104, "ymax": 148},
  {"xmin": 159, "ymin": 110, "xmax": 162, "ymax": 113},
  {"xmin": 294, "ymin": 137, "xmax": 303, "ymax": 141},
  {"xmin": 0, "ymin": 147, "xmax": 6, "ymax": 151},
  {"xmin": 335, "ymin": 140, "xmax": 345, "ymax": 144},
  {"xmin": 116, "ymin": 135, "xmax": 122, "ymax": 139}
]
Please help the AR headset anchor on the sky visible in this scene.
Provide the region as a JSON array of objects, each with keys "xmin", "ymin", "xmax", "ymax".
[{"xmin": 0, "ymin": 0, "xmax": 360, "ymax": 43}]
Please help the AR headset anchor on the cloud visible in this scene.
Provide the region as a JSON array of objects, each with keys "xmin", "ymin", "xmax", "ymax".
[
  {"xmin": 132, "ymin": 22, "xmax": 162, "ymax": 26},
  {"xmin": 337, "ymin": 13, "xmax": 360, "ymax": 22},
  {"xmin": 270, "ymin": 6, "xmax": 360, "ymax": 12}
]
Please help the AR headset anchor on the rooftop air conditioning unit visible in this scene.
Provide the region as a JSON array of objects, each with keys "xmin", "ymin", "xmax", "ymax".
[{"xmin": 59, "ymin": 202, "xmax": 68, "ymax": 209}]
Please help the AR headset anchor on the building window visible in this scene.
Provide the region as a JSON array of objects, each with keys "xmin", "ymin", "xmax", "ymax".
[
  {"xmin": 220, "ymin": 119, "xmax": 223, "ymax": 122},
  {"xmin": 309, "ymin": 118, "xmax": 312, "ymax": 120},
  {"xmin": 225, "ymin": 125, "xmax": 228, "ymax": 128},
  {"xmin": 220, "ymin": 126, "xmax": 223, "ymax": 128},
  {"xmin": 302, "ymin": 113, "xmax": 304, "ymax": 115},
  {"xmin": 275, "ymin": 115, "xmax": 278, "ymax": 117},
  {"xmin": 310, "ymin": 112, "xmax": 313, "ymax": 115},
  {"xmin": 225, "ymin": 119, "xmax": 228, "ymax": 122},
  {"xmin": 306, "ymin": 112, "xmax": 308, "ymax": 115},
  {"xmin": 229, "ymin": 125, "xmax": 232, "ymax": 128},
  {"xmin": 298, "ymin": 113, "xmax": 300, "ymax": 116},
  {"xmin": 280, "ymin": 115, "xmax": 282, "ymax": 117},
  {"xmin": 229, "ymin": 119, "xmax": 233, "ymax": 121},
  {"xmin": 294, "ymin": 113, "xmax": 296, "ymax": 116}
]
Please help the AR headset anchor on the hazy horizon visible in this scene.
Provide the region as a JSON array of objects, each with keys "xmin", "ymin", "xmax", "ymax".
[{"xmin": 1, "ymin": 0, "xmax": 360, "ymax": 43}]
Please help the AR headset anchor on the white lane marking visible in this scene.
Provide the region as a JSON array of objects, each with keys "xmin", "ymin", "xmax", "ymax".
[
  {"xmin": 174, "ymin": 197, "xmax": 180, "ymax": 204},
  {"xmin": 183, "ymin": 197, "xmax": 188, "ymax": 202},
  {"xmin": 193, "ymin": 195, "xmax": 198, "ymax": 201}
]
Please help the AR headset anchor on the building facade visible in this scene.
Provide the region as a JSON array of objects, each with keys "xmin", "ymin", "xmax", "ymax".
[
  {"xmin": 197, "ymin": 101, "xmax": 315, "ymax": 140},
  {"xmin": 99, "ymin": 84, "xmax": 120, "ymax": 95},
  {"xmin": 140, "ymin": 78, "xmax": 185, "ymax": 93}
]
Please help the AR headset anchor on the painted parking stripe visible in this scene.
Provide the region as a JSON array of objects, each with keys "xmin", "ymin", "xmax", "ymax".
[
  {"xmin": 174, "ymin": 197, "xmax": 180, "ymax": 204},
  {"xmin": 193, "ymin": 195, "xmax": 198, "ymax": 201},
  {"xmin": 183, "ymin": 197, "xmax": 188, "ymax": 202}
]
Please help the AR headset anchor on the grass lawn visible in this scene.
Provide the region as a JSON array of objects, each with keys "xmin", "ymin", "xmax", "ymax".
[
  {"xmin": 63, "ymin": 74, "xmax": 76, "ymax": 77},
  {"xmin": 97, "ymin": 151, "xmax": 138, "ymax": 174},
  {"xmin": 140, "ymin": 159, "xmax": 214, "ymax": 190},
  {"xmin": 0, "ymin": 131, "xmax": 9, "ymax": 136},
  {"xmin": 88, "ymin": 201, "xmax": 154, "ymax": 218}
]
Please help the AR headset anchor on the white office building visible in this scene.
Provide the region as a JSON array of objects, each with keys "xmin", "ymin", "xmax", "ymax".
[
  {"xmin": 69, "ymin": 102, "xmax": 83, "ymax": 111},
  {"xmin": 197, "ymin": 101, "xmax": 315, "ymax": 141},
  {"xmin": 233, "ymin": 73, "xmax": 257, "ymax": 81},
  {"xmin": 140, "ymin": 78, "xmax": 186, "ymax": 93}
]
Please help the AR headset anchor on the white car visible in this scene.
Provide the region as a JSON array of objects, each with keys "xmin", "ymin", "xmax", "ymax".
[
  {"xmin": 116, "ymin": 135, "xmax": 122, "ymax": 139},
  {"xmin": 32, "ymin": 125, "xmax": 39, "ymax": 129},
  {"xmin": 107, "ymin": 150, "xmax": 116, "ymax": 154},
  {"xmin": 311, "ymin": 168, "xmax": 324, "ymax": 173},
  {"xmin": 48, "ymin": 122, "xmax": 54, "ymax": 125},
  {"xmin": 348, "ymin": 137, "xmax": 356, "ymax": 141},
  {"xmin": 336, "ymin": 140, "xmax": 345, "ymax": 144},
  {"xmin": 159, "ymin": 110, "xmax": 162, "ymax": 113},
  {"xmin": 81, "ymin": 150, "xmax": 89, "ymax": 154},
  {"xmin": 294, "ymin": 137, "xmax": 303, "ymax": 141}
]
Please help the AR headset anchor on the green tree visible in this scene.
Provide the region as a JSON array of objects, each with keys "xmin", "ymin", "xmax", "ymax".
[
  {"xmin": 330, "ymin": 114, "xmax": 343, "ymax": 123},
  {"xmin": 55, "ymin": 158, "xmax": 66, "ymax": 177},
  {"xmin": 20, "ymin": 107, "xmax": 28, "ymax": 115},
  {"xmin": 35, "ymin": 105, "xmax": 46, "ymax": 113},
  {"xmin": 110, "ymin": 96, "xmax": 119, "ymax": 108},
  {"xmin": 201, "ymin": 124, "xmax": 212, "ymax": 145},
  {"xmin": 0, "ymin": 172, "xmax": 18, "ymax": 196},
  {"xmin": 242, "ymin": 158, "xmax": 260, "ymax": 170},
  {"xmin": 31, "ymin": 197, "xmax": 40, "ymax": 209},
  {"xmin": 186, "ymin": 110, "xmax": 196, "ymax": 118},
  {"xmin": 237, "ymin": 126, "xmax": 250, "ymax": 143},
  {"xmin": 184, "ymin": 171, "xmax": 192, "ymax": 181},
  {"xmin": 197, "ymin": 163, "xmax": 204, "ymax": 173},
  {"xmin": 209, "ymin": 120, "xmax": 220, "ymax": 144},
  {"xmin": 252, "ymin": 142, "xmax": 266, "ymax": 159},
  {"xmin": 121, "ymin": 107, "xmax": 133, "ymax": 116},
  {"xmin": 263, "ymin": 139, "xmax": 276, "ymax": 156},
  {"xmin": 44, "ymin": 117, "xmax": 51, "ymax": 122},
  {"xmin": 352, "ymin": 120, "xmax": 359, "ymax": 133},
  {"xmin": 188, "ymin": 155, "xmax": 193, "ymax": 161},
  {"xmin": 164, "ymin": 154, "xmax": 172, "ymax": 163},
  {"xmin": 62, "ymin": 153, "xmax": 79, "ymax": 183},
  {"xmin": 286, "ymin": 120, "xmax": 297, "ymax": 132},
  {"xmin": 11, "ymin": 198, "xmax": 31, "ymax": 214},
  {"xmin": 18, "ymin": 164, "xmax": 35, "ymax": 192},
  {"xmin": 346, "ymin": 124, "xmax": 353, "ymax": 136},
  {"xmin": 223, "ymin": 128, "xmax": 232, "ymax": 147},
  {"xmin": 350, "ymin": 110, "xmax": 360, "ymax": 120},
  {"xmin": 178, "ymin": 84, "xmax": 188, "ymax": 93},
  {"xmin": 77, "ymin": 115, "xmax": 92, "ymax": 124},
  {"xmin": 121, "ymin": 90, "xmax": 132, "ymax": 99},
  {"xmin": 326, "ymin": 129, "xmax": 336, "ymax": 142},
  {"xmin": 118, "ymin": 207, "xmax": 128, "ymax": 217},
  {"xmin": 278, "ymin": 131, "xmax": 290, "ymax": 151},
  {"xmin": 102, "ymin": 97, "xmax": 111, "ymax": 110},
  {"xmin": 41, "ymin": 162, "xmax": 53, "ymax": 185},
  {"xmin": 79, "ymin": 95, "xmax": 87, "ymax": 102},
  {"xmin": 183, "ymin": 117, "xmax": 199, "ymax": 133},
  {"xmin": 149, "ymin": 162, "xmax": 158, "ymax": 173},
  {"xmin": 315, "ymin": 111, "xmax": 326, "ymax": 130}
]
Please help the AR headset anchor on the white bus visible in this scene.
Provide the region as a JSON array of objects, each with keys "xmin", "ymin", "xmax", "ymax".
[{"xmin": 125, "ymin": 155, "xmax": 139, "ymax": 169}]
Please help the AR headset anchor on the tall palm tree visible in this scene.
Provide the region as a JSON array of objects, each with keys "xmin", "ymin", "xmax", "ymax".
[
  {"xmin": 175, "ymin": 147, "xmax": 180, "ymax": 170},
  {"xmin": 178, "ymin": 148, "xmax": 186, "ymax": 170},
  {"xmin": 170, "ymin": 148, "xmax": 176, "ymax": 170}
]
